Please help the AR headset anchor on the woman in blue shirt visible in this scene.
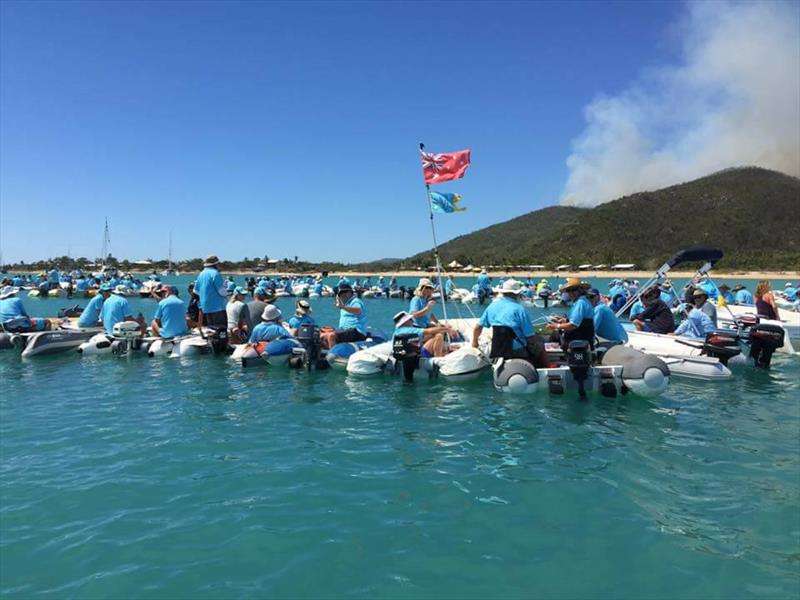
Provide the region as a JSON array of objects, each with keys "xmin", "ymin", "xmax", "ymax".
[{"xmin": 409, "ymin": 278, "xmax": 438, "ymax": 328}]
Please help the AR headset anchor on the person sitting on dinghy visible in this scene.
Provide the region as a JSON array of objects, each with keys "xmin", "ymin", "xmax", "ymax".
[
  {"xmin": 226, "ymin": 287, "xmax": 250, "ymax": 344},
  {"xmin": 186, "ymin": 282, "xmax": 200, "ymax": 329},
  {"xmin": 195, "ymin": 255, "xmax": 229, "ymax": 329},
  {"xmin": 586, "ymin": 287, "xmax": 628, "ymax": 343},
  {"xmin": 692, "ymin": 289, "xmax": 717, "ymax": 326},
  {"xmin": 245, "ymin": 287, "xmax": 272, "ymax": 333},
  {"xmin": 472, "ymin": 279, "xmax": 547, "ymax": 366},
  {"xmin": 249, "ymin": 305, "xmax": 292, "ymax": 343},
  {"xmin": 547, "ymin": 278, "xmax": 595, "ymax": 348},
  {"xmin": 393, "ymin": 311, "xmax": 456, "ymax": 358},
  {"xmin": 717, "ymin": 284, "xmax": 734, "ymax": 305},
  {"xmin": 77, "ymin": 283, "xmax": 113, "ymax": 328},
  {"xmin": 632, "ymin": 287, "xmax": 675, "ymax": 334},
  {"xmin": 409, "ymin": 278, "xmax": 439, "ymax": 328},
  {"xmin": 732, "ymin": 284, "xmax": 753, "ymax": 305},
  {"xmin": 151, "ymin": 286, "xmax": 189, "ymax": 339},
  {"xmin": 755, "ymin": 280, "xmax": 780, "ymax": 320},
  {"xmin": 287, "ymin": 300, "xmax": 315, "ymax": 336},
  {"xmin": 101, "ymin": 289, "xmax": 145, "ymax": 336},
  {"xmin": 672, "ymin": 303, "xmax": 715, "ymax": 339},
  {"xmin": 321, "ymin": 283, "xmax": 369, "ymax": 348},
  {"xmin": 0, "ymin": 292, "xmax": 51, "ymax": 332}
]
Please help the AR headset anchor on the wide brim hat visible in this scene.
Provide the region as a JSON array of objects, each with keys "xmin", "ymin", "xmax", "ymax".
[
  {"xmin": 563, "ymin": 277, "xmax": 589, "ymax": 292},
  {"xmin": 393, "ymin": 311, "xmax": 414, "ymax": 327},
  {"xmin": 233, "ymin": 286, "xmax": 247, "ymax": 296},
  {"xmin": 336, "ymin": 283, "xmax": 353, "ymax": 294},
  {"xmin": 261, "ymin": 305, "xmax": 282, "ymax": 322},
  {"xmin": 417, "ymin": 278, "xmax": 435, "ymax": 290},
  {"xmin": 732, "ymin": 284, "xmax": 745, "ymax": 291},
  {"xmin": 99, "ymin": 283, "xmax": 113, "ymax": 292},
  {"xmin": 203, "ymin": 255, "xmax": 220, "ymax": 267},
  {"xmin": 296, "ymin": 299, "xmax": 312, "ymax": 314},
  {"xmin": 718, "ymin": 284, "xmax": 731, "ymax": 290},
  {"xmin": 493, "ymin": 279, "xmax": 524, "ymax": 295},
  {"xmin": 693, "ymin": 288, "xmax": 709, "ymax": 298}
]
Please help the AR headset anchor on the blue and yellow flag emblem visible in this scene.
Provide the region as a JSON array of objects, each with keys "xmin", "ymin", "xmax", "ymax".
[{"xmin": 430, "ymin": 191, "xmax": 466, "ymax": 214}]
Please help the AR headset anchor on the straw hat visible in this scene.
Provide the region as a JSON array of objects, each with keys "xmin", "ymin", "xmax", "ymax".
[
  {"xmin": 203, "ymin": 255, "xmax": 220, "ymax": 267},
  {"xmin": 392, "ymin": 311, "xmax": 414, "ymax": 327},
  {"xmin": 563, "ymin": 277, "xmax": 589, "ymax": 292},
  {"xmin": 416, "ymin": 278, "xmax": 435, "ymax": 290},
  {"xmin": 296, "ymin": 299, "xmax": 312, "ymax": 314}
]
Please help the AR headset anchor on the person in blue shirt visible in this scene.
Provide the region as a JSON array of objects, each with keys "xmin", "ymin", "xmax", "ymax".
[
  {"xmin": 717, "ymin": 284, "xmax": 735, "ymax": 305},
  {"xmin": 389, "ymin": 277, "xmax": 398, "ymax": 291},
  {"xmin": 100, "ymin": 291, "xmax": 143, "ymax": 336},
  {"xmin": 47, "ymin": 268, "xmax": 59, "ymax": 287},
  {"xmin": 409, "ymin": 278, "xmax": 438, "ymax": 328},
  {"xmin": 472, "ymin": 279, "xmax": 546, "ymax": 365},
  {"xmin": 609, "ymin": 279, "xmax": 626, "ymax": 301},
  {"xmin": 287, "ymin": 300, "xmax": 316, "ymax": 335},
  {"xmin": 586, "ymin": 288, "xmax": 628, "ymax": 343},
  {"xmin": 0, "ymin": 294, "xmax": 50, "ymax": 332},
  {"xmin": 673, "ymin": 304, "xmax": 715, "ymax": 339},
  {"xmin": 11, "ymin": 276, "xmax": 23, "ymax": 287},
  {"xmin": 151, "ymin": 286, "xmax": 190, "ymax": 338},
  {"xmin": 444, "ymin": 275, "xmax": 455, "ymax": 298},
  {"xmin": 733, "ymin": 284, "xmax": 754, "ymax": 305},
  {"xmin": 249, "ymin": 305, "xmax": 292, "ymax": 343},
  {"xmin": 547, "ymin": 278, "xmax": 595, "ymax": 347},
  {"xmin": 77, "ymin": 284, "xmax": 112, "ymax": 328},
  {"xmin": 393, "ymin": 311, "xmax": 457, "ymax": 358},
  {"xmin": 321, "ymin": 283, "xmax": 369, "ymax": 348},
  {"xmin": 629, "ymin": 298, "xmax": 645, "ymax": 320},
  {"xmin": 194, "ymin": 255, "xmax": 228, "ymax": 328},
  {"xmin": 783, "ymin": 282, "xmax": 797, "ymax": 302}
]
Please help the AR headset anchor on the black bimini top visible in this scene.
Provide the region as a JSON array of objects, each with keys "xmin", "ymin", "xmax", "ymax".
[{"xmin": 666, "ymin": 248, "xmax": 724, "ymax": 269}]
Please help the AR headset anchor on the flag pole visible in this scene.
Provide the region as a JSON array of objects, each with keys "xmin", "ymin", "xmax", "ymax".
[{"xmin": 419, "ymin": 142, "xmax": 448, "ymax": 321}]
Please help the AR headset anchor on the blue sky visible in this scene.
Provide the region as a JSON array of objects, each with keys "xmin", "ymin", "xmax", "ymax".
[{"xmin": 0, "ymin": 0, "xmax": 683, "ymax": 264}]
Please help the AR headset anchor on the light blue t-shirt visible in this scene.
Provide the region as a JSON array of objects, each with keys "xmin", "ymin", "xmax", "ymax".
[
  {"xmin": 630, "ymin": 300, "xmax": 645, "ymax": 319},
  {"xmin": 249, "ymin": 323, "xmax": 291, "ymax": 343},
  {"xmin": 568, "ymin": 296, "xmax": 594, "ymax": 327},
  {"xmin": 477, "ymin": 274, "xmax": 491, "ymax": 289},
  {"xmin": 195, "ymin": 268, "xmax": 227, "ymax": 313},
  {"xmin": 593, "ymin": 303, "xmax": 628, "ymax": 343},
  {"xmin": 785, "ymin": 286, "xmax": 797, "ymax": 302},
  {"xmin": 339, "ymin": 297, "xmax": 368, "ymax": 334},
  {"xmin": 478, "ymin": 297, "xmax": 533, "ymax": 349},
  {"xmin": 48, "ymin": 269, "xmax": 59, "ymax": 283},
  {"xmin": 0, "ymin": 298, "xmax": 28, "ymax": 322},
  {"xmin": 393, "ymin": 325, "xmax": 424, "ymax": 343},
  {"xmin": 735, "ymin": 289, "xmax": 754, "ymax": 305},
  {"xmin": 609, "ymin": 285, "xmax": 626, "ymax": 300},
  {"xmin": 675, "ymin": 308, "xmax": 715, "ymax": 339},
  {"xmin": 698, "ymin": 281, "xmax": 719, "ymax": 300},
  {"xmin": 409, "ymin": 295, "xmax": 432, "ymax": 328},
  {"xmin": 100, "ymin": 294, "xmax": 133, "ymax": 335},
  {"xmin": 77, "ymin": 294, "xmax": 104, "ymax": 328},
  {"xmin": 288, "ymin": 314, "xmax": 315, "ymax": 330},
  {"xmin": 154, "ymin": 295, "xmax": 189, "ymax": 338}
]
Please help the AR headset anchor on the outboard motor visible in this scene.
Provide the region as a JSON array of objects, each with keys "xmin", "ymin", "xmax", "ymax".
[
  {"xmin": 701, "ymin": 330, "xmax": 741, "ymax": 365},
  {"xmin": 748, "ymin": 323, "xmax": 784, "ymax": 368},
  {"xmin": 208, "ymin": 328, "xmax": 229, "ymax": 354},
  {"xmin": 392, "ymin": 333, "xmax": 420, "ymax": 383},
  {"xmin": 289, "ymin": 323, "xmax": 328, "ymax": 370},
  {"xmin": 110, "ymin": 321, "xmax": 144, "ymax": 354},
  {"xmin": 538, "ymin": 291, "xmax": 550, "ymax": 308},
  {"xmin": 566, "ymin": 339, "xmax": 592, "ymax": 399}
]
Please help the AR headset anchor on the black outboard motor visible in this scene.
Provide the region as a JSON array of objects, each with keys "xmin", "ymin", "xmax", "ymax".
[
  {"xmin": 392, "ymin": 333, "xmax": 420, "ymax": 383},
  {"xmin": 566, "ymin": 339, "xmax": 592, "ymax": 399},
  {"xmin": 208, "ymin": 328, "xmax": 229, "ymax": 354},
  {"xmin": 748, "ymin": 323, "xmax": 784, "ymax": 368},
  {"xmin": 289, "ymin": 323, "xmax": 328, "ymax": 370},
  {"xmin": 538, "ymin": 291, "xmax": 550, "ymax": 308},
  {"xmin": 701, "ymin": 330, "xmax": 741, "ymax": 365}
]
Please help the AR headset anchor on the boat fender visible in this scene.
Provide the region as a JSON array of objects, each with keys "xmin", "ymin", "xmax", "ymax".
[
  {"xmin": 0, "ymin": 333, "xmax": 17, "ymax": 350},
  {"xmin": 600, "ymin": 345, "xmax": 669, "ymax": 397},
  {"xmin": 493, "ymin": 358, "xmax": 539, "ymax": 393}
]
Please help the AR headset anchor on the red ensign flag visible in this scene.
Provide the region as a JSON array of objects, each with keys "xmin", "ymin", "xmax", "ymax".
[{"xmin": 421, "ymin": 149, "xmax": 471, "ymax": 185}]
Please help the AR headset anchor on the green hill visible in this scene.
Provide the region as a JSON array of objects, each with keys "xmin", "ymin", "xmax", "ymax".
[{"xmin": 406, "ymin": 167, "xmax": 800, "ymax": 270}]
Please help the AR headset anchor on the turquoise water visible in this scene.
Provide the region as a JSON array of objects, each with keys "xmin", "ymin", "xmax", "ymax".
[{"xmin": 2, "ymin": 275, "xmax": 799, "ymax": 598}]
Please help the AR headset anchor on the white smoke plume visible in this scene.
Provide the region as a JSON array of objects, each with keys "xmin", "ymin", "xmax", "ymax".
[{"xmin": 561, "ymin": 1, "xmax": 800, "ymax": 207}]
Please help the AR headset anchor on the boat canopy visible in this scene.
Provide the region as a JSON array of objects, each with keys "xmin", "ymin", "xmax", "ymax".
[{"xmin": 665, "ymin": 248, "xmax": 724, "ymax": 269}]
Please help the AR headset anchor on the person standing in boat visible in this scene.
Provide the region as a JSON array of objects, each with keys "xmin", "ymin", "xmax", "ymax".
[
  {"xmin": 321, "ymin": 283, "xmax": 368, "ymax": 348},
  {"xmin": 755, "ymin": 280, "xmax": 781, "ymax": 320},
  {"xmin": 194, "ymin": 255, "xmax": 228, "ymax": 330},
  {"xmin": 631, "ymin": 287, "xmax": 675, "ymax": 334},
  {"xmin": 151, "ymin": 286, "xmax": 189, "ymax": 339},
  {"xmin": 409, "ymin": 278, "xmax": 439, "ymax": 328},
  {"xmin": 586, "ymin": 287, "xmax": 628, "ymax": 343},
  {"xmin": 77, "ymin": 283, "xmax": 113, "ymax": 328},
  {"xmin": 732, "ymin": 283, "xmax": 754, "ymax": 305},
  {"xmin": 547, "ymin": 278, "xmax": 595, "ymax": 347}
]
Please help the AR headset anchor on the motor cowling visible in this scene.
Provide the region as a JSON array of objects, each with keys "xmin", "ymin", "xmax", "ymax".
[
  {"xmin": 392, "ymin": 333, "xmax": 420, "ymax": 383},
  {"xmin": 702, "ymin": 330, "xmax": 741, "ymax": 365},
  {"xmin": 209, "ymin": 328, "xmax": 229, "ymax": 354},
  {"xmin": 748, "ymin": 323, "xmax": 784, "ymax": 368},
  {"xmin": 566, "ymin": 339, "xmax": 592, "ymax": 398}
]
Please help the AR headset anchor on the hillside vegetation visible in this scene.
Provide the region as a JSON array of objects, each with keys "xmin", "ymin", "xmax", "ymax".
[{"xmin": 406, "ymin": 167, "xmax": 800, "ymax": 270}]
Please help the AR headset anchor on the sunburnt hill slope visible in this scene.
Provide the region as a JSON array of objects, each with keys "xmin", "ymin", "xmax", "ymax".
[{"xmin": 406, "ymin": 167, "xmax": 800, "ymax": 270}]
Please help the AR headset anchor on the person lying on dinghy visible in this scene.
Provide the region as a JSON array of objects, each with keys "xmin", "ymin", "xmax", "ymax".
[
  {"xmin": 151, "ymin": 286, "xmax": 190, "ymax": 339},
  {"xmin": 409, "ymin": 278, "xmax": 439, "ymax": 328},
  {"xmin": 287, "ymin": 300, "xmax": 315, "ymax": 336},
  {"xmin": 321, "ymin": 283, "xmax": 369, "ymax": 348},
  {"xmin": 546, "ymin": 278, "xmax": 595, "ymax": 348},
  {"xmin": 0, "ymin": 293, "xmax": 52, "ymax": 332},
  {"xmin": 77, "ymin": 283, "xmax": 113, "ymax": 328},
  {"xmin": 472, "ymin": 279, "xmax": 547, "ymax": 366},
  {"xmin": 631, "ymin": 287, "xmax": 675, "ymax": 334},
  {"xmin": 586, "ymin": 288, "xmax": 628, "ymax": 343},
  {"xmin": 393, "ymin": 311, "xmax": 457, "ymax": 358},
  {"xmin": 249, "ymin": 305, "xmax": 292, "ymax": 343},
  {"xmin": 671, "ymin": 303, "xmax": 715, "ymax": 339}
]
